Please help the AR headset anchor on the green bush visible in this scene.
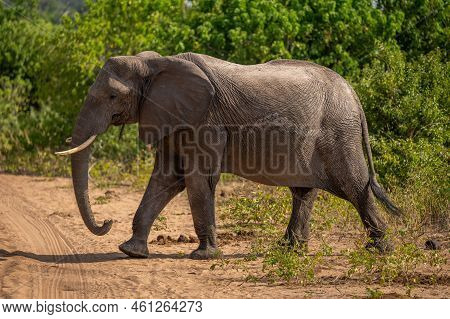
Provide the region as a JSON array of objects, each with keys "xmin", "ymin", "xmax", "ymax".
[
  {"xmin": 355, "ymin": 46, "xmax": 449, "ymax": 227},
  {"xmin": 261, "ymin": 243, "xmax": 325, "ymax": 284},
  {"xmin": 0, "ymin": 1, "xmax": 56, "ymax": 110},
  {"xmin": 378, "ymin": 0, "xmax": 449, "ymax": 59},
  {"xmin": 221, "ymin": 186, "xmax": 291, "ymax": 236},
  {"xmin": 356, "ymin": 46, "xmax": 449, "ymax": 143},
  {"xmin": 190, "ymin": 0, "xmax": 403, "ymax": 76},
  {"xmin": 0, "ymin": 75, "xmax": 69, "ymax": 175},
  {"xmin": 347, "ymin": 243, "xmax": 447, "ymax": 284},
  {"xmin": 40, "ymin": 0, "xmax": 191, "ymax": 118}
]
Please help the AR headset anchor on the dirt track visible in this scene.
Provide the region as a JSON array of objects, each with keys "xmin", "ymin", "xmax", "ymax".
[{"xmin": 0, "ymin": 173, "xmax": 448, "ymax": 298}]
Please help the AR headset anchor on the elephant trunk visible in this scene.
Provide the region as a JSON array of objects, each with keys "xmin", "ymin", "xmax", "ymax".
[{"xmin": 70, "ymin": 104, "xmax": 112, "ymax": 236}]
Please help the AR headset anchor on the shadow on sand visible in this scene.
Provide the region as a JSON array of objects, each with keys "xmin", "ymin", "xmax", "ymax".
[
  {"xmin": 0, "ymin": 249, "xmax": 188, "ymax": 263},
  {"xmin": 0, "ymin": 248, "xmax": 250, "ymax": 263}
]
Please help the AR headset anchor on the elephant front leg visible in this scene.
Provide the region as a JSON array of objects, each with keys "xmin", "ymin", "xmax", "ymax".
[
  {"xmin": 119, "ymin": 152, "xmax": 185, "ymax": 258},
  {"xmin": 185, "ymin": 172, "xmax": 221, "ymax": 260}
]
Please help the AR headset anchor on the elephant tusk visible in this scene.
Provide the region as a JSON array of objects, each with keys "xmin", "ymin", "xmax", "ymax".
[{"xmin": 55, "ymin": 135, "xmax": 97, "ymax": 156}]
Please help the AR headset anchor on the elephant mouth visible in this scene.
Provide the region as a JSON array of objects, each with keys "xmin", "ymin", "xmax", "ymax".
[{"xmin": 111, "ymin": 112, "xmax": 124, "ymax": 125}]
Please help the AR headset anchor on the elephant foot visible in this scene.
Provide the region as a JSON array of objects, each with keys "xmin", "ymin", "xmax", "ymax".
[
  {"xmin": 365, "ymin": 237, "xmax": 393, "ymax": 254},
  {"xmin": 119, "ymin": 238, "xmax": 149, "ymax": 258},
  {"xmin": 189, "ymin": 246, "xmax": 222, "ymax": 260}
]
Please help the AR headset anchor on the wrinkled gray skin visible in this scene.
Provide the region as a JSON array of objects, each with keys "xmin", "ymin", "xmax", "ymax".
[{"xmin": 69, "ymin": 51, "xmax": 399, "ymax": 259}]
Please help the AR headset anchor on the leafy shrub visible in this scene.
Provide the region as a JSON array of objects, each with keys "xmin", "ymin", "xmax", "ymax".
[
  {"xmin": 88, "ymin": 148, "xmax": 154, "ymax": 190},
  {"xmin": 0, "ymin": 1, "xmax": 56, "ymax": 110},
  {"xmin": 0, "ymin": 76, "xmax": 70, "ymax": 175},
  {"xmin": 373, "ymin": 138, "xmax": 448, "ymax": 227},
  {"xmin": 261, "ymin": 242, "xmax": 329, "ymax": 284},
  {"xmin": 378, "ymin": 0, "xmax": 449, "ymax": 58},
  {"xmin": 221, "ymin": 186, "xmax": 291, "ymax": 236},
  {"xmin": 357, "ymin": 46, "xmax": 448, "ymax": 143},
  {"xmin": 40, "ymin": 0, "xmax": 191, "ymax": 118},
  {"xmin": 311, "ymin": 191, "xmax": 360, "ymax": 233},
  {"xmin": 0, "ymin": 76, "xmax": 31, "ymax": 155},
  {"xmin": 366, "ymin": 287, "xmax": 384, "ymax": 299},
  {"xmin": 356, "ymin": 46, "xmax": 449, "ymax": 227},
  {"xmin": 190, "ymin": 0, "xmax": 403, "ymax": 76},
  {"xmin": 346, "ymin": 243, "xmax": 447, "ymax": 284}
]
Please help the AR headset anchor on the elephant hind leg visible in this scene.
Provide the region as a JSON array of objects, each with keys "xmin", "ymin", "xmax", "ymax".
[
  {"xmin": 347, "ymin": 183, "xmax": 393, "ymax": 252},
  {"xmin": 283, "ymin": 187, "xmax": 318, "ymax": 250},
  {"xmin": 346, "ymin": 183, "xmax": 386, "ymax": 236},
  {"xmin": 324, "ymin": 147, "xmax": 392, "ymax": 252},
  {"xmin": 333, "ymin": 173, "xmax": 392, "ymax": 252}
]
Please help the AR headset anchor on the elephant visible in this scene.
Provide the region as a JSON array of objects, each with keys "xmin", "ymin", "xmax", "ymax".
[{"xmin": 56, "ymin": 51, "xmax": 400, "ymax": 259}]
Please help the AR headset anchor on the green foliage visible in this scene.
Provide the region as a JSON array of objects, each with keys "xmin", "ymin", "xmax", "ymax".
[
  {"xmin": 189, "ymin": 0, "xmax": 449, "ymax": 76},
  {"xmin": 346, "ymin": 243, "xmax": 447, "ymax": 284},
  {"xmin": 221, "ymin": 186, "xmax": 291, "ymax": 236},
  {"xmin": 377, "ymin": 0, "xmax": 449, "ymax": 58},
  {"xmin": 39, "ymin": 0, "xmax": 85, "ymax": 23},
  {"xmin": 311, "ymin": 191, "xmax": 360, "ymax": 232},
  {"xmin": 88, "ymin": 147, "xmax": 154, "ymax": 189},
  {"xmin": 0, "ymin": 1, "xmax": 55, "ymax": 110},
  {"xmin": 42, "ymin": 0, "xmax": 191, "ymax": 117},
  {"xmin": 355, "ymin": 45, "xmax": 449, "ymax": 226},
  {"xmin": 219, "ymin": 186, "xmax": 338, "ymax": 284},
  {"xmin": 366, "ymin": 287, "xmax": 384, "ymax": 299},
  {"xmin": 190, "ymin": 0, "xmax": 404, "ymax": 76},
  {"xmin": 261, "ymin": 243, "xmax": 329, "ymax": 284},
  {"xmin": 356, "ymin": 46, "xmax": 449, "ymax": 143},
  {"xmin": 219, "ymin": 182, "xmax": 446, "ymax": 285},
  {"xmin": 0, "ymin": 75, "xmax": 70, "ymax": 175},
  {"xmin": 372, "ymin": 138, "xmax": 448, "ymax": 227}
]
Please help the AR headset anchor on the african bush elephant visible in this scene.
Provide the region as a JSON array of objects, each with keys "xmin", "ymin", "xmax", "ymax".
[{"xmin": 57, "ymin": 51, "xmax": 400, "ymax": 259}]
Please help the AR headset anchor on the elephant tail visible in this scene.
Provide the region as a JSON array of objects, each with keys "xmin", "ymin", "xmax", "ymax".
[{"xmin": 360, "ymin": 110, "xmax": 402, "ymax": 216}]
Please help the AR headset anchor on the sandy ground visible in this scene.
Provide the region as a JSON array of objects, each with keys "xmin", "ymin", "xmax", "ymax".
[{"xmin": 0, "ymin": 173, "xmax": 448, "ymax": 298}]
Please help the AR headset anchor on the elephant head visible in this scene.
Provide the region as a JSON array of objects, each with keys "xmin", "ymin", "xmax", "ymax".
[{"xmin": 56, "ymin": 51, "xmax": 215, "ymax": 236}]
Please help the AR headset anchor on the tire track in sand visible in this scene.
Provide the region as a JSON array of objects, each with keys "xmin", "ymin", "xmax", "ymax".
[{"xmin": 0, "ymin": 175, "xmax": 86, "ymax": 298}]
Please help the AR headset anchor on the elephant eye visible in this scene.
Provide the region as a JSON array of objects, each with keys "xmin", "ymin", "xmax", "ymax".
[{"xmin": 110, "ymin": 94, "xmax": 117, "ymax": 100}]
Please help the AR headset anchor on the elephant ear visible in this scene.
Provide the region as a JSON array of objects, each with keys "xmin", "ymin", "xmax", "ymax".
[{"xmin": 138, "ymin": 57, "xmax": 215, "ymax": 145}]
